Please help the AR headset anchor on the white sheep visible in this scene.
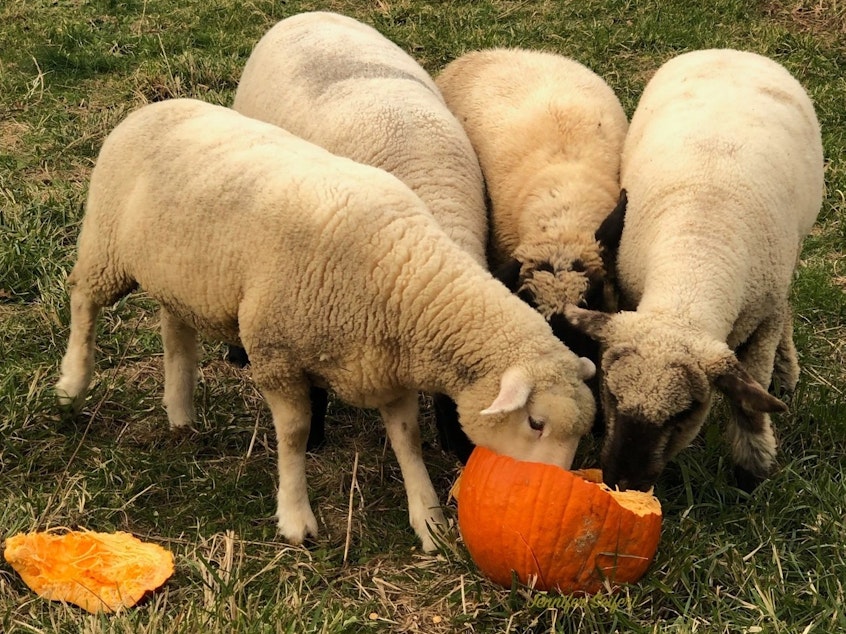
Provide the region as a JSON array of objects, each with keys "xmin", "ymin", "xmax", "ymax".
[
  {"xmin": 231, "ymin": 12, "xmax": 491, "ymax": 453},
  {"xmin": 565, "ymin": 49, "xmax": 824, "ymax": 492},
  {"xmin": 233, "ymin": 11, "xmax": 488, "ymax": 266},
  {"xmin": 433, "ymin": 47, "xmax": 629, "ymax": 459},
  {"xmin": 55, "ymin": 99, "xmax": 597, "ymax": 552}
]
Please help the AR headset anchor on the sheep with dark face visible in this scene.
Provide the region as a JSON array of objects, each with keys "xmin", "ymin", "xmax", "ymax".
[
  {"xmin": 433, "ymin": 48, "xmax": 628, "ymax": 461},
  {"xmin": 566, "ymin": 49, "xmax": 824, "ymax": 492}
]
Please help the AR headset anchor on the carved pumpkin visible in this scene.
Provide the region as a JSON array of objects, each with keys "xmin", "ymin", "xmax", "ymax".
[
  {"xmin": 4, "ymin": 530, "xmax": 174, "ymax": 613},
  {"xmin": 456, "ymin": 446, "xmax": 662, "ymax": 594}
]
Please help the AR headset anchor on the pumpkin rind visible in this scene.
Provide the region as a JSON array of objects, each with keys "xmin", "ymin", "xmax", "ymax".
[
  {"xmin": 4, "ymin": 530, "xmax": 175, "ymax": 613},
  {"xmin": 457, "ymin": 446, "xmax": 662, "ymax": 594}
]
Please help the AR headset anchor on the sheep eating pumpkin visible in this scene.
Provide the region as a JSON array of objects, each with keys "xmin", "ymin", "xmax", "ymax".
[{"xmin": 455, "ymin": 446, "xmax": 662, "ymax": 594}]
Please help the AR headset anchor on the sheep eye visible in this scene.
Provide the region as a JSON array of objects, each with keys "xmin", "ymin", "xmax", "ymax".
[
  {"xmin": 666, "ymin": 403, "xmax": 698, "ymax": 429},
  {"xmin": 528, "ymin": 416, "xmax": 545, "ymax": 432}
]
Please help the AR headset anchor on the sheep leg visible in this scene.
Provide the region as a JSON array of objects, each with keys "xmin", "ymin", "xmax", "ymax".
[
  {"xmin": 381, "ymin": 392, "xmax": 446, "ymax": 552},
  {"xmin": 433, "ymin": 392, "xmax": 475, "ymax": 464},
  {"xmin": 223, "ymin": 345, "xmax": 328, "ymax": 449},
  {"xmin": 306, "ymin": 386, "xmax": 328, "ymax": 451},
  {"xmin": 770, "ymin": 307, "xmax": 800, "ymax": 396},
  {"xmin": 263, "ymin": 387, "xmax": 318, "ymax": 545},
  {"xmin": 725, "ymin": 315, "xmax": 782, "ymax": 490},
  {"xmin": 160, "ymin": 308, "xmax": 199, "ymax": 428},
  {"xmin": 55, "ymin": 287, "xmax": 101, "ymax": 409}
]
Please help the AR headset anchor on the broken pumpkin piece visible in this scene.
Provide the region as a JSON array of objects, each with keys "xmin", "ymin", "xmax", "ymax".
[{"xmin": 4, "ymin": 530, "xmax": 174, "ymax": 613}]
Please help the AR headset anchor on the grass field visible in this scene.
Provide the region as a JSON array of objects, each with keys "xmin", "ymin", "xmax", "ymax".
[{"xmin": 1, "ymin": 0, "xmax": 845, "ymax": 632}]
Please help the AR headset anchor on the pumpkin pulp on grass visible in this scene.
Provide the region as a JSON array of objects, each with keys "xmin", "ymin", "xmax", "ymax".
[{"xmin": 4, "ymin": 530, "xmax": 174, "ymax": 613}]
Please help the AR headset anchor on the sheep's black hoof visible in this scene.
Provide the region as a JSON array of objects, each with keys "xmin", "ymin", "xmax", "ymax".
[
  {"xmin": 733, "ymin": 465, "xmax": 764, "ymax": 492},
  {"xmin": 225, "ymin": 345, "xmax": 250, "ymax": 367},
  {"xmin": 767, "ymin": 379, "xmax": 794, "ymax": 403}
]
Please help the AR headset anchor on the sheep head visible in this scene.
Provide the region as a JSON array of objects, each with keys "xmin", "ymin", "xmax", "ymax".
[
  {"xmin": 494, "ymin": 242, "xmax": 604, "ymax": 359},
  {"xmin": 564, "ymin": 306, "xmax": 786, "ymax": 491},
  {"xmin": 493, "ymin": 189, "xmax": 626, "ymax": 360},
  {"xmin": 455, "ymin": 353, "xmax": 596, "ymax": 470}
]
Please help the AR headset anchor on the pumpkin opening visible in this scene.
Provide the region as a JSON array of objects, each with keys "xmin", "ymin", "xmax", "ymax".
[{"xmin": 572, "ymin": 468, "xmax": 661, "ymax": 517}]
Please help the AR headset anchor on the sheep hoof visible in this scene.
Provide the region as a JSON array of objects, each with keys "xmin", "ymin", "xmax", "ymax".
[
  {"xmin": 411, "ymin": 507, "xmax": 447, "ymax": 553},
  {"xmin": 166, "ymin": 413, "xmax": 195, "ymax": 430},
  {"xmin": 277, "ymin": 507, "xmax": 319, "ymax": 546},
  {"xmin": 55, "ymin": 382, "xmax": 84, "ymax": 413},
  {"xmin": 733, "ymin": 465, "xmax": 765, "ymax": 492}
]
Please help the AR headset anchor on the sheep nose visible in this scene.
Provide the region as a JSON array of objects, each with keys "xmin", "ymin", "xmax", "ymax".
[
  {"xmin": 602, "ymin": 467, "xmax": 621, "ymax": 489},
  {"xmin": 614, "ymin": 476, "xmax": 655, "ymax": 492},
  {"xmin": 602, "ymin": 467, "xmax": 653, "ymax": 492}
]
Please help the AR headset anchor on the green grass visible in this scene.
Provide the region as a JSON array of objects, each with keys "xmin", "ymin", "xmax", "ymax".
[{"xmin": 1, "ymin": 0, "xmax": 845, "ymax": 632}]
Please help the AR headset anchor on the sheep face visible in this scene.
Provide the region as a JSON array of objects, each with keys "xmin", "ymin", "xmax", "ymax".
[
  {"xmin": 598, "ymin": 344, "xmax": 713, "ymax": 491},
  {"xmin": 565, "ymin": 307, "xmax": 716, "ymax": 491},
  {"xmin": 565, "ymin": 305, "xmax": 788, "ymax": 491},
  {"xmin": 493, "ymin": 190, "xmax": 627, "ymax": 360},
  {"xmin": 457, "ymin": 359, "xmax": 596, "ymax": 469},
  {"xmin": 495, "ymin": 242, "xmax": 607, "ymax": 361}
]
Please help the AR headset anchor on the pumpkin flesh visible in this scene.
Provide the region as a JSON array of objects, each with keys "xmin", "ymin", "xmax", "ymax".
[{"xmin": 4, "ymin": 530, "xmax": 175, "ymax": 613}]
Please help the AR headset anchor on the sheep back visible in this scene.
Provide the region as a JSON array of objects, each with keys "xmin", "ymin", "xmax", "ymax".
[
  {"xmin": 233, "ymin": 11, "xmax": 488, "ymax": 266},
  {"xmin": 619, "ymin": 48, "xmax": 824, "ymax": 344},
  {"xmin": 76, "ymin": 99, "xmax": 593, "ymax": 432},
  {"xmin": 435, "ymin": 47, "xmax": 628, "ymax": 268}
]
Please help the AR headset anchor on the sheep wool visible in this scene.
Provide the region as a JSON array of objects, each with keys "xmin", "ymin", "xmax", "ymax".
[
  {"xmin": 433, "ymin": 47, "xmax": 628, "ymax": 460},
  {"xmin": 566, "ymin": 49, "xmax": 824, "ymax": 492},
  {"xmin": 233, "ymin": 11, "xmax": 487, "ymax": 266},
  {"xmin": 435, "ymin": 47, "xmax": 628, "ymax": 314},
  {"xmin": 55, "ymin": 99, "xmax": 596, "ymax": 552}
]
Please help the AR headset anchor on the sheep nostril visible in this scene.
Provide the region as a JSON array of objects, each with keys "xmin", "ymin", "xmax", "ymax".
[
  {"xmin": 615, "ymin": 478, "xmax": 631, "ymax": 491},
  {"xmin": 602, "ymin": 469, "xmax": 619, "ymax": 489}
]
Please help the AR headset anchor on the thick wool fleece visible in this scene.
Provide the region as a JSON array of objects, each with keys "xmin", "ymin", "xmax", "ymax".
[
  {"xmin": 432, "ymin": 48, "xmax": 627, "ymax": 461},
  {"xmin": 233, "ymin": 11, "xmax": 487, "ymax": 266},
  {"xmin": 60, "ymin": 98, "xmax": 598, "ymax": 551},
  {"xmin": 68, "ymin": 98, "xmax": 595, "ymax": 451},
  {"xmin": 435, "ymin": 47, "xmax": 628, "ymax": 273},
  {"xmin": 618, "ymin": 49, "xmax": 823, "ymax": 344},
  {"xmin": 569, "ymin": 49, "xmax": 824, "ymax": 491}
]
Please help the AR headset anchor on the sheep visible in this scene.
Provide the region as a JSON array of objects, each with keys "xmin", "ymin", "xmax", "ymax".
[
  {"xmin": 432, "ymin": 47, "xmax": 629, "ymax": 460},
  {"xmin": 230, "ymin": 11, "xmax": 489, "ymax": 451},
  {"xmin": 54, "ymin": 98, "xmax": 597, "ymax": 552},
  {"xmin": 233, "ymin": 11, "xmax": 487, "ymax": 266},
  {"xmin": 564, "ymin": 49, "xmax": 825, "ymax": 492}
]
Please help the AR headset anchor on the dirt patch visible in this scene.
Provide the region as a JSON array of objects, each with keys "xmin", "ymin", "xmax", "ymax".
[
  {"xmin": 0, "ymin": 119, "xmax": 29, "ymax": 152},
  {"xmin": 762, "ymin": 0, "xmax": 846, "ymax": 42}
]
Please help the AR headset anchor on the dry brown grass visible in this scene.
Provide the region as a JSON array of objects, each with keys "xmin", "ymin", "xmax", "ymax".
[{"xmin": 763, "ymin": 0, "xmax": 846, "ymax": 41}]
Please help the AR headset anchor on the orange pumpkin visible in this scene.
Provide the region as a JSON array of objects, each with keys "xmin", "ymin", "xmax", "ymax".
[
  {"xmin": 4, "ymin": 530, "xmax": 174, "ymax": 613},
  {"xmin": 456, "ymin": 446, "xmax": 662, "ymax": 594}
]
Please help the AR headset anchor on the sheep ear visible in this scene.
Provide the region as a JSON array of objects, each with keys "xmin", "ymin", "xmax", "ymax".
[
  {"xmin": 577, "ymin": 357, "xmax": 596, "ymax": 381},
  {"xmin": 480, "ymin": 367, "xmax": 532, "ymax": 415},
  {"xmin": 713, "ymin": 360, "xmax": 788, "ymax": 413},
  {"xmin": 563, "ymin": 304, "xmax": 612, "ymax": 342},
  {"xmin": 494, "ymin": 258, "xmax": 523, "ymax": 292},
  {"xmin": 595, "ymin": 189, "xmax": 627, "ymax": 258}
]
